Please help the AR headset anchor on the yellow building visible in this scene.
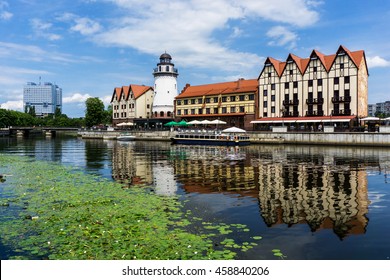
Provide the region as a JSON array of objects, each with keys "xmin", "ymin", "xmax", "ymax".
[
  {"xmin": 175, "ymin": 79, "xmax": 258, "ymax": 130},
  {"xmin": 111, "ymin": 84, "xmax": 154, "ymax": 127},
  {"xmin": 253, "ymin": 45, "xmax": 368, "ymax": 131}
]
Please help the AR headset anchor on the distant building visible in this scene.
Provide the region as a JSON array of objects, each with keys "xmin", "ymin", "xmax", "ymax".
[
  {"xmin": 175, "ymin": 79, "xmax": 258, "ymax": 130},
  {"xmin": 252, "ymin": 45, "xmax": 368, "ymax": 130},
  {"xmin": 152, "ymin": 52, "xmax": 179, "ymax": 119},
  {"xmin": 111, "ymin": 84, "xmax": 154, "ymax": 127},
  {"xmin": 23, "ymin": 81, "xmax": 62, "ymax": 117},
  {"xmin": 369, "ymin": 101, "xmax": 390, "ymax": 116}
]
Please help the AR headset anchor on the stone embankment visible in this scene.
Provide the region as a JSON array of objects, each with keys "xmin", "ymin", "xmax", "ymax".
[{"xmin": 77, "ymin": 130, "xmax": 390, "ymax": 147}]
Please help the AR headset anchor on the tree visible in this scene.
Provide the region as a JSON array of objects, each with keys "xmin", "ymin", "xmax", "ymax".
[{"xmin": 85, "ymin": 97, "xmax": 105, "ymax": 128}]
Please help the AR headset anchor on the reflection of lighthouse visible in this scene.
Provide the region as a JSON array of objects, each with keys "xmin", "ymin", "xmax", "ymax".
[
  {"xmin": 153, "ymin": 161, "xmax": 177, "ymax": 196},
  {"xmin": 152, "ymin": 52, "xmax": 179, "ymax": 119}
]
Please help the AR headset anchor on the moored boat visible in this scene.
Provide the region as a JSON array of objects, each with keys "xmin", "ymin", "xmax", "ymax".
[{"xmin": 170, "ymin": 129, "xmax": 250, "ymax": 146}]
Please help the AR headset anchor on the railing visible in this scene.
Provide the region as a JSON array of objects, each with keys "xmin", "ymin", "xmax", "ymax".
[
  {"xmin": 331, "ymin": 96, "xmax": 351, "ymax": 103},
  {"xmin": 331, "ymin": 109, "xmax": 351, "ymax": 116},
  {"xmin": 305, "ymin": 110, "xmax": 324, "ymax": 116},
  {"xmin": 283, "ymin": 99, "xmax": 299, "ymax": 106},
  {"xmin": 306, "ymin": 98, "xmax": 324, "ymax": 104},
  {"xmin": 282, "ymin": 111, "xmax": 299, "ymax": 117}
]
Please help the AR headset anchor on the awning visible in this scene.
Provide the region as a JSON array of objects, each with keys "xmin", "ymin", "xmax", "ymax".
[{"xmin": 251, "ymin": 116, "xmax": 356, "ymax": 124}]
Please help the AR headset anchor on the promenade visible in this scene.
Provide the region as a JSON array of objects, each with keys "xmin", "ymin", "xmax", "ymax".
[{"xmin": 78, "ymin": 130, "xmax": 390, "ymax": 147}]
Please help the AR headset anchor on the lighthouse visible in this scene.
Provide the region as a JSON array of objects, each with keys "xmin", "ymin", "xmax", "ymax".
[{"xmin": 152, "ymin": 52, "xmax": 179, "ymax": 119}]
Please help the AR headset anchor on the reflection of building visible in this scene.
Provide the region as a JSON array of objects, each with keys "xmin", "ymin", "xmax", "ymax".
[
  {"xmin": 254, "ymin": 151, "xmax": 370, "ymax": 239},
  {"xmin": 172, "ymin": 146, "xmax": 258, "ymax": 194},
  {"xmin": 175, "ymin": 79, "xmax": 258, "ymax": 130},
  {"xmin": 23, "ymin": 81, "xmax": 62, "ymax": 116},
  {"xmin": 111, "ymin": 142, "xmax": 153, "ymax": 186}
]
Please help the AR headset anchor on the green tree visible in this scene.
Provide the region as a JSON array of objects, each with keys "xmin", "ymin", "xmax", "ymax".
[
  {"xmin": 104, "ymin": 104, "xmax": 113, "ymax": 125},
  {"xmin": 85, "ymin": 97, "xmax": 105, "ymax": 128}
]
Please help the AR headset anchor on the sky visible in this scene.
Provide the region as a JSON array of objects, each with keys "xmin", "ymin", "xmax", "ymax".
[{"xmin": 0, "ymin": 0, "xmax": 389, "ymax": 118}]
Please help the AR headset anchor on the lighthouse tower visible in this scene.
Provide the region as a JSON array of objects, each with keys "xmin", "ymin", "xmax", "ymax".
[{"xmin": 152, "ymin": 52, "xmax": 178, "ymax": 118}]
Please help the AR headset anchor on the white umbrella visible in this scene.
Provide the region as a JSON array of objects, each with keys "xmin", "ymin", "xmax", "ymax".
[
  {"xmin": 210, "ymin": 119, "xmax": 227, "ymax": 125},
  {"xmin": 222, "ymin": 126, "xmax": 246, "ymax": 133},
  {"xmin": 188, "ymin": 120, "xmax": 202, "ymax": 124},
  {"xmin": 200, "ymin": 120, "xmax": 212, "ymax": 124},
  {"xmin": 125, "ymin": 122, "xmax": 134, "ymax": 126},
  {"xmin": 361, "ymin": 117, "xmax": 380, "ymax": 121},
  {"xmin": 116, "ymin": 122, "xmax": 127, "ymax": 126}
]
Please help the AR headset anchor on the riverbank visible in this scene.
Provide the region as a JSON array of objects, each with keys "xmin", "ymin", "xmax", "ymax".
[{"xmin": 78, "ymin": 130, "xmax": 390, "ymax": 147}]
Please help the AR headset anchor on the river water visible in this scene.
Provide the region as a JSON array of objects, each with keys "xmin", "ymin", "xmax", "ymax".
[{"xmin": 1, "ymin": 135, "xmax": 390, "ymax": 260}]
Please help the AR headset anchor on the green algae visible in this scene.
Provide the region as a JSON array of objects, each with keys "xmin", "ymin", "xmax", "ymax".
[{"xmin": 0, "ymin": 154, "xmax": 263, "ymax": 260}]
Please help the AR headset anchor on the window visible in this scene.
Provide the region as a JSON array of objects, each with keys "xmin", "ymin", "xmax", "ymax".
[
  {"xmin": 206, "ymin": 108, "xmax": 210, "ymax": 114},
  {"xmin": 214, "ymin": 108, "xmax": 218, "ymax": 114},
  {"xmin": 308, "ymin": 80, "xmax": 313, "ymax": 87},
  {"xmin": 263, "ymin": 112, "xmax": 268, "ymax": 117},
  {"xmin": 239, "ymin": 95, "xmax": 245, "ymax": 101},
  {"xmin": 214, "ymin": 97, "xmax": 218, "ymax": 103},
  {"xmin": 167, "ymin": 111, "xmax": 171, "ymax": 117},
  {"xmin": 318, "ymin": 79, "xmax": 323, "ymax": 86},
  {"xmin": 289, "ymin": 70, "xmax": 293, "ymax": 75},
  {"xmin": 240, "ymin": 106, "xmax": 245, "ymax": 113},
  {"xmin": 313, "ymin": 66, "xmax": 317, "ymax": 72},
  {"xmin": 191, "ymin": 109, "xmax": 195, "ymax": 115},
  {"xmin": 285, "ymin": 82, "xmax": 289, "ymax": 89},
  {"xmin": 177, "ymin": 110, "xmax": 181, "ymax": 115},
  {"xmin": 231, "ymin": 96, "xmax": 236, "ymax": 102},
  {"xmin": 344, "ymin": 76, "xmax": 350, "ymax": 84},
  {"xmin": 198, "ymin": 108, "xmax": 202, "ymax": 114},
  {"xmin": 334, "ymin": 77, "xmax": 339, "ymax": 84},
  {"xmin": 263, "ymin": 89, "xmax": 268, "ymax": 96},
  {"xmin": 147, "ymin": 104, "xmax": 150, "ymax": 109},
  {"xmin": 160, "ymin": 111, "xmax": 164, "ymax": 117},
  {"xmin": 222, "ymin": 107, "xmax": 227, "ymax": 113},
  {"xmin": 340, "ymin": 63, "xmax": 344, "ymax": 69},
  {"xmin": 271, "ymin": 106, "xmax": 275, "ymax": 113},
  {"xmin": 268, "ymin": 73, "xmax": 271, "ymax": 77},
  {"xmin": 222, "ymin": 96, "xmax": 227, "ymax": 102},
  {"xmin": 184, "ymin": 109, "xmax": 188, "ymax": 115},
  {"xmin": 263, "ymin": 101, "xmax": 267, "ymax": 107},
  {"xmin": 205, "ymin": 98, "xmax": 211, "ymax": 103},
  {"xmin": 271, "ymin": 95, "xmax": 275, "ymax": 101},
  {"xmin": 198, "ymin": 98, "xmax": 202, "ymax": 104},
  {"xmin": 230, "ymin": 106, "xmax": 236, "ymax": 113},
  {"xmin": 345, "ymin": 89, "xmax": 350, "ymax": 97},
  {"xmin": 248, "ymin": 94, "xmax": 254, "ymax": 100},
  {"xmin": 166, "ymin": 66, "xmax": 169, "ymax": 71},
  {"xmin": 191, "ymin": 99, "xmax": 195, "ymax": 104},
  {"xmin": 184, "ymin": 100, "xmax": 188, "ymax": 105},
  {"xmin": 177, "ymin": 100, "xmax": 182, "ymax": 105},
  {"xmin": 293, "ymin": 81, "xmax": 298, "ymax": 88},
  {"xmin": 271, "ymin": 84, "xmax": 275, "ymax": 90}
]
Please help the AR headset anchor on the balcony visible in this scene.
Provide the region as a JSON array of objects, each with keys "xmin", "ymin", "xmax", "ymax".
[
  {"xmin": 331, "ymin": 109, "xmax": 351, "ymax": 116},
  {"xmin": 332, "ymin": 96, "xmax": 351, "ymax": 103},
  {"xmin": 305, "ymin": 110, "xmax": 324, "ymax": 116},
  {"xmin": 283, "ymin": 111, "xmax": 299, "ymax": 117},
  {"xmin": 283, "ymin": 99, "xmax": 299, "ymax": 106},
  {"xmin": 306, "ymin": 98, "xmax": 324, "ymax": 105}
]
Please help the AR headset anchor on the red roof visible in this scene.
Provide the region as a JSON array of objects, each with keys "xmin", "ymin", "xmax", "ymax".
[
  {"xmin": 177, "ymin": 79, "xmax": 258, "ymax": 99},
  {"xmin": 262, "ymin": 45, "xmax": 367, "ymax": 77},
  {"xmin": 111, "ymin": 84, "xmax": 153, "ymax": 103}
]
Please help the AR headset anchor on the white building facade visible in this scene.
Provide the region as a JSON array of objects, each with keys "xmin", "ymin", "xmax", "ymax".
[
  {"xmin": 23, "ymin": 81, "xmax": 62, "ymax": 116},
  {"xmin": 152, "ymin": 53, "xmax": 179, "ymax": 119}
]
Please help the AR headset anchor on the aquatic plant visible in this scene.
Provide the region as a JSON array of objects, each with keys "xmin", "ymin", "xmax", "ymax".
[{"xmin": 0, "ymin": 154, "xmax": 269, "ymax": 260}]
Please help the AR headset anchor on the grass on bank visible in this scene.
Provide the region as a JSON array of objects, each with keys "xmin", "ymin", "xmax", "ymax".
[{"xmin": 0, "ymin": 154, "xmax": 265, "ymax": 260}]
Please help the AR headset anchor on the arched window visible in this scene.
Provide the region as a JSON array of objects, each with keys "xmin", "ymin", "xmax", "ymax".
[
  {"xmin": 167, "ymin": 111, "xmax": 171, "ymax": 117},
  {"xmin": 154, "ymin": 112, "xmax": 158, "ymax": 117},
  {"xmin": 160, "ymin": 111, "xmax": 165, "ymax": 117}
]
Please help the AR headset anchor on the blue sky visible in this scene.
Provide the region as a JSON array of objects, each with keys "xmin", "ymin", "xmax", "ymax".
[{"xmin": 1, "ymin": 0, "xmax": 389, "ymax": 117}]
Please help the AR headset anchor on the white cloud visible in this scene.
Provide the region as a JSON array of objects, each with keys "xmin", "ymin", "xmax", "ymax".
[
  {"xmin": 0, "ymin": 1, "xmax": 12, "ymax": 20},
  {"xmin": 58, "ymin": 13, "xmax": 101, "ymax": 36},
  {"xmin": 266, "ymin": 26, "xmax": 298, "ymax": 49},
  {"xmin": 367, "ymin": 56, "xmax": 390, "ymax": 68},
  {"xmin": 30, "ymin": 18, "xmax": 62, "ymax": 41},
  {"xmin": 63, "ymin": 93, "xmax": 92, "ymax": 104},
  {"xmin": 0, "ymin": 100, "xmax": 23, "ymax": 111}
]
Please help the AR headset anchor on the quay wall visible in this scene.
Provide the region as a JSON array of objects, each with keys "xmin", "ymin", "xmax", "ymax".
[{"xmin": 78, "ymin": 131, "xmax": 390, "ymax": 147}]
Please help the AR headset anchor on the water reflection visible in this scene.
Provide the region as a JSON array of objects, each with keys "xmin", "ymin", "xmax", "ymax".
[{"xmin": 111, "ymin": 143, "xmax": 390, "ymax": 239}]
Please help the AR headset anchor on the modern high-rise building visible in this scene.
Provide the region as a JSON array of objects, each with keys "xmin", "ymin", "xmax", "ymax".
[{"xmin": 23, "ymin": 81, "xmax": 62, "ymax": 116}]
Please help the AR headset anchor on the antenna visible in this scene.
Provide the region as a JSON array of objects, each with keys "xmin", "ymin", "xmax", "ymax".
[{"xmin": 39, "ymin": 76, "xmax": 41, "ymax": 85}]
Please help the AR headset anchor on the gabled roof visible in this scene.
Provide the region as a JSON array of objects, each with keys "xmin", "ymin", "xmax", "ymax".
[
  {"xmin": 177, "ymin": 79, "xmax": 258, "ymax": 99},
  {"xmin": 110, "ymin": 87, "xmax": 122, "ymax": 103},
  {"xmin": 261, "ymin": 45, "xmax": 368, "ymax": 76},
  {"xmin": 130, "ymin": 84, "xmax": 153, "ymax": 99}
]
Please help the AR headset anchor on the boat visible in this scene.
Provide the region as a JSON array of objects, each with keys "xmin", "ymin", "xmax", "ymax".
[
  {"xmin": 170, "ymin": 129, "xmax": 250, "ymax": 146},
  {"xmin": 116, "ymin": 134, "xmax": 136, "ymax": 141}
]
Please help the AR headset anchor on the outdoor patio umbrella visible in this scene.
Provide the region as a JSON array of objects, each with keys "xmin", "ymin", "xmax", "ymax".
[
  {"xmin": 222, "ymin": 126, "xmax": 246, "ymax": 133},
  {"xmin": 361, "ymin": 117, "xmax": 380, "ymax": 121},
  {"xmin": 177, "ymin": 120, "xmax": 189, "ymax": 126},
  {"xmin": 210, "ymin": 119, "xmax": 227, "ymax": 125},
  {"xmin": 187, "ymin": 120, "xmax": 202, "ymax": 125},
  {"xmin": 116, "ymin": 122, "xmax": 127, "ymax": 126},
  {"xmin": 200, "ymin": 120, "xmax": 212, "ymax": 125},
  {"xmin": 164, "ymin": 121, "xmax": 178, "ymax": 127}
]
